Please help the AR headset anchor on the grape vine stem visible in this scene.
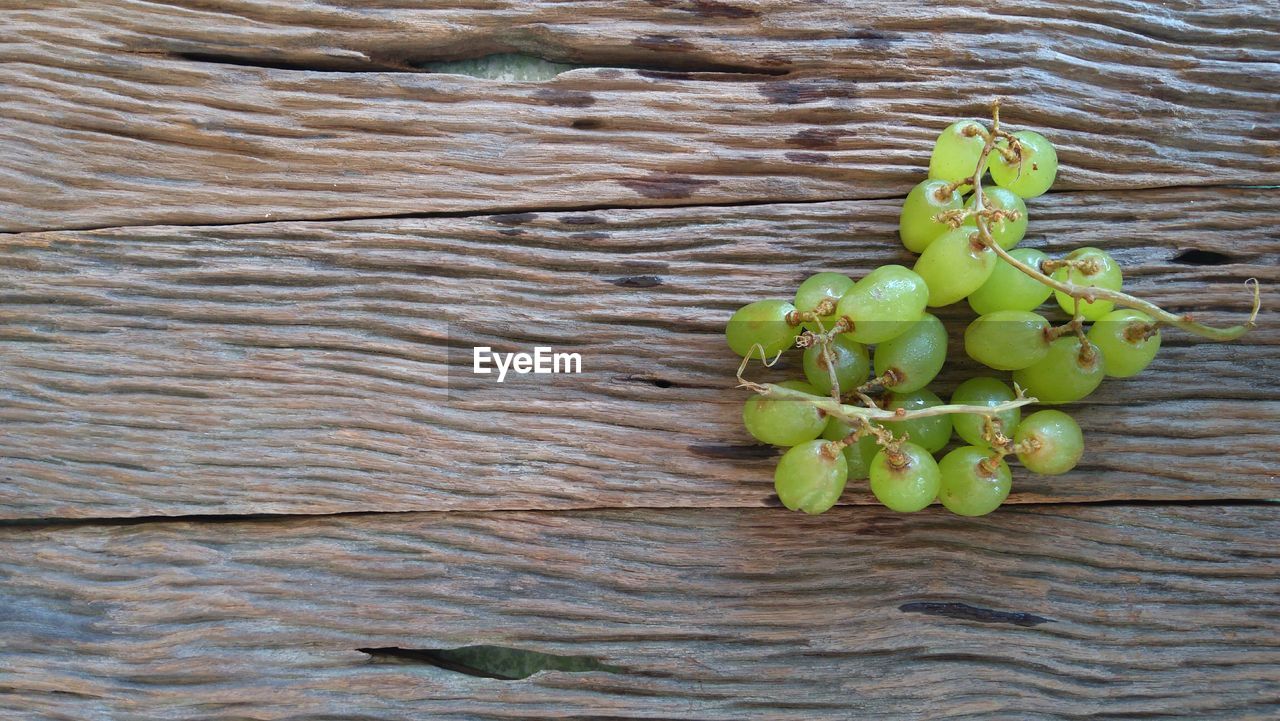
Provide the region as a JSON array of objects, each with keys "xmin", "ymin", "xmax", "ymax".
[
  {"xmin": 740, "ymin": 379, "xmax": 1035, "ymax": 426},
  {"xmin": 736, "ymin": 346, "xmax": 1035, "ymax": 428},
  {"xmin": 970, "ymin": 101, "xmax": 1260, "ymax": 342}
]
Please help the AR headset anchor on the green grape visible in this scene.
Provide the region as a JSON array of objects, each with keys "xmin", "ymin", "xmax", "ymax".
[
  {"xmin": 822, "ymin": 418, "xmax": 881, "ymax": 480},
  {"xmin": 775, "ymin": 439, "xmax": 849, "ymax": 514},
  {"xmin": 742, "ymin": 380, "xmax": 828, "ymax": 447},
  {"xmin": 874, "ymin": 313, "xmax": 948, "ymax": 393},
  {"xmin": 968, "ymin": 248, "xmax": 1053, "ymax": 315},
  {"xmin": 990, "ymin": 130, "xmax": 1058, "ymax": 199},
  {"xmin": 835, "ymin": 265, "xmax": 930, "ymax": 345},
  {"xmin": 869, "ymin": 442, "xmax": 941, "ymax": 513},
  {"xmin": 1013, "ymin": 337, "xmax": 1106, "ymax": 404},
  {"xmin": 950, "ymin": 377, "xmax": 1021, "ymax": 448},
  {"xmin": 795, "ymin": 272, "xmax": 855, "ymax": 332},
  {"xmin": 963, "ymin": 186, "xmax": 1028, "ymax": 250},
  {"xmin": 1013, "ymin": 410, "xmax": 1083, "ymax": 475},
  {"xmin": 1087, "ymin": 309, "xmax": 1161, "ymax": 378},
  {"xmin": 937, "ymin": 446, "xmax": 1012, "ymax": 517},
  {"xmin": 1051, "ymin": 247, "xmax": 1123, "ymax": 321},
  {"xmin": 963, "ymin": 310, "xmax": 1051, "ymax": 371},
  {"xmin": 803, "ymin": 336, "xmax": 870, "ymax": 396},
  {"xmin": 928, "ymin": 120, "xmax": 988, "ymax": 185},
  {"xmin": 882, "ymin": 389, "xmax": 953, "ymax": 454},
  {"xmin": 913, "ymin": 226, "xmax": 997, "ymax": 307},
  {"xmin": 900, "ymin": 179, "xmax": 964, "ymax": 253},
  {"xmin": 726, "ymin": 299, "xmax": 799, "ymax": 358}
]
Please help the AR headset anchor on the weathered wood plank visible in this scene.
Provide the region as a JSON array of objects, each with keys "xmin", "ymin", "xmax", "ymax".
[
  {"xmin": 3, "ymin": 1, "xmax": 1278, "ymax": 231},
  {"xmin": 0, "ymin": 188, "xmax": 1274, "ymax": 519},
  {"xmin": 1, "ymin": 505, "xmax": 1276, "ymax": 719}
]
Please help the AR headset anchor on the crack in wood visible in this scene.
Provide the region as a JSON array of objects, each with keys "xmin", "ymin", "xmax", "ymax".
[
  {"xmin": 0, "ymin": 194, "xmax": 897, "ymax": 236},
  {"xmin": 161, "ymin": 49, "xmax": 788, "ymax": 78},
  {"xmin": 687, "ymin": 443, "xmax": 780, "ymax": 460},
  {"xmin": 607, "ymin": 275, "xmax": 664, "ymax": 288},
  {"xmin": 358, "ymin": 646, "xmax": 622, "ymax": 679},
  {"xmin": 898, "ymin": 602, "xmax": 1055, "ymax": 627},
  {"xmin": 1171, "ymin": 249, "xmax": 1233, "ymax": 266},
  {"xmin": 165, "ymin": 50, "xmax": 404, "ymax": 73},
  {"xmin": 6, "ymin": 184, "xmax": 1270, "ymax": 237},
  {"xmin": 0, "ymin": 500, "xmax": 1274, "ymax": 531},
  {"xmin": 614, "ymin": 374, "xmax": 677, "ymax": 388}
]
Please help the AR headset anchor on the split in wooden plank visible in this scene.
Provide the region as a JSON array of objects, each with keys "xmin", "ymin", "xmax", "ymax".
[
  {"xmin": 0, "ymin": 188, "xmax": 1274, "ymax": 520},
  {"xmin": 0, "ymin": 504, "xmax": 1277, "ymax": 720},
  {"xmin": 2, "ymin": 1, "xmax": 1278, "ymax": 231}
]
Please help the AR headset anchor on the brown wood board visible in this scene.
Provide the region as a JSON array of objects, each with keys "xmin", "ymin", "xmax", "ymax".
[
  {"xmin": 3, "ymin": 3, "xmax": 1279, "ymax": 718},
  {"xmin": 1, "ymin": 505, "xmax": 1277, "ymax": 719},
  {"xmin": 2, "ymin": 1, "xmax": 1278, "ymax": 232},
  {"xmin": 1, "ymin": 188, "xmax": 1274, "ymax": 520}
]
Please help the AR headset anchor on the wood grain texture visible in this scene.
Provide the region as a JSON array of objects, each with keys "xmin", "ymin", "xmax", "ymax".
[
  {"xmin": 1, "ymin": 505, "xmax": 1277, "ymax": 719},
  {"xmin": 3, "ymin": 0, "xmax": 1278, "ymax": 231},
  {"xmin": 1, "ymin": 188, "xmax": 1275, "ymax": 520}
]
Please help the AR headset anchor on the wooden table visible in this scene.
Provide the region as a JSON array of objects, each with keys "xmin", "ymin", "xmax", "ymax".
[{"xmin": 2, "ymin": 2, "xmax": 1277, "ymax": 718}]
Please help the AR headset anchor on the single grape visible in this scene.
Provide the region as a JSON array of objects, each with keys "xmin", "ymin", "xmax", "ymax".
[
  {"xmin": 869, "ymin": 442, "xmax": 941, "ymax": 513},
  {"xmin": 913, "ymin": 227, "xmax": 997, "ymax": 307},
  {"xmin": 795, "ymin": 272, "xmax": 855, "ymax": 332},
  {"xmin": 964, "ymin": 310, "xmax": 1051, "ymax": 371},
  {"xmin": 937, "ymin": 446, "xmax": 1012, "ymax": 517},
  {"xmin": 822, "ymin": 418, "xmax": 881, "ymax": 480},
  {"xmin": 929, "ymin": 120, "xmax": 988, "ymax": 185},
  {"xmin": 1051, "ymin": 247, "xmax": 1123, "ymax": 321},
  {"xmin": 1087, "ymin": 309, "xmax": 1161, "ymax": 378},
  {"xmin": 1013, "ymin": 410, "xmax": 1084, "ymax": 475},
  {"xmin": 835, "ymin": 265, "xmax": 930, "ymax": 345},
  {"xmin": 881, "ymin": 389, "xmax": 953, "ymax": 454},
  {"xmin": 874, "ymin": 313, "xmax": 948, "ymax": 393},
  {"xmin": 775, "ymin": 439, "xmax": 849, "ymax": 514},
  {"xmin": 742, "ymin": 380, "xmax": 828, "ymax": 447},
  {"xmin": 900, "ymin": 179, "xmax": 965, "ymax": 253},
  {"xmin": 963, "ymin": 186, "xmax": 1028, "ymax": 250},
  {"xmin": 990, "ymin": 130, "xmax": 1058, "ymax": 199},
  {"xmin": 803, "ymin": 336, "xmax": 871, "ymax": 396},
  {"xmin": 968, "ymin": 248, "xmax": 1054, "ymax": 315},
  {"xmin": 950, "ymin": 377, "xmax": 1021, "ymax": 448},
  {"xmin": 1013, "ymin": 337, "xmax": 1106, "ymax": 404},
  {"xmin": 726, "ymin": 299, "xmax": 799, "ymax": 358}
]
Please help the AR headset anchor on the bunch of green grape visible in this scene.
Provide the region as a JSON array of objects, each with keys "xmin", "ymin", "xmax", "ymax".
[{"xmin": 725, "ymin": 113, "xmax": 1169, "ymax": 517}]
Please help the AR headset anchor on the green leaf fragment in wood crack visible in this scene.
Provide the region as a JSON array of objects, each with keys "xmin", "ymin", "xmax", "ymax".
[{"xmin": 417, "ymin": 54, "xmax": 584, "ymax": 81}]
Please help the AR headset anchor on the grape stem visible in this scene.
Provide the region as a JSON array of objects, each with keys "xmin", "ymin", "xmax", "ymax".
[
  {"xmin": 981, "ymin": 415, "xmax": 1014, "ymax": 450},
  {"xmin": 738, "ymin": 374, "xmax": 1035, "ymax": 427},
  {"xmin": 1040, "ymin": 257, "xmax": 1102, "ymax": 276},
  {"xmin": 978, "ymin": 416, "xmax": 1022, "ymax": 473},
  {"xmin": 855, "ymin": 369, "xmax": 901, "ymax": 396},
  {"xmin": 978, "ymin": 416, "xmax": 1047, "ymax": 474},
  {"xmin": 1126, "ymin": 321, "xmax": 1162, "ymax": 343},
  {"xmin": 785, "ymin": 298, "xmax": 837, "ymax": 326},
  {"xmin": 737, "ymin": 344, "xmax": 1035, "ymax": 432},
  {"xmin": 1044, "ymin": 317, "xmax": 1084, "ymax": 342},
  {"xmin": 795, "ymin": 321, "xmax": 852, "ymax": 350},
  {"xmin": 852, "ymin": 389, "xmax": 882, "ymax": 409},
  {"xmin": 831, "ymin": 421, "xmax": 896, "ymax": 454},
  {"xmin": 969, "ymin": 100, "xmax": 1261, "ymax": 342},
  {"xmin": 815, "ymin": 332, "xmax": 844, "ymax": 402}
]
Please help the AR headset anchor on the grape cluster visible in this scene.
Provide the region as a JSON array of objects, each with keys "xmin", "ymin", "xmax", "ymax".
[{"xmin": 726, "ymin": 103, "xmax": 1258, "ymax": 518}]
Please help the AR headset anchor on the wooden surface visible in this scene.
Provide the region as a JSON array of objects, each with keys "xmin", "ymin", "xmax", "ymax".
[
  {"xmin": 3, "ymin": 1, "xmax": 1279, "ymax": 232},
  {"xmin": 3, "ymin": 505, "xmax": 1278, "ymax": 720},
  {"xmin": 1, "ymin": 188, "xmax": 1276, "ymax": 520},
  {"xmin": 1, "ymin": 1, "xmax": 1278, "ymax": 718}
]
